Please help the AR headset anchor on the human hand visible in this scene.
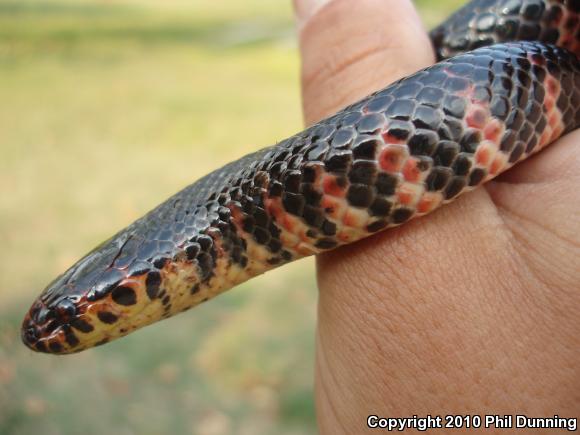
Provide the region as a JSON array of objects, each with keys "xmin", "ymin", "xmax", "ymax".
[{"xmin": 293, "ymin": 0, "xmax": 580, "ymax": 432}]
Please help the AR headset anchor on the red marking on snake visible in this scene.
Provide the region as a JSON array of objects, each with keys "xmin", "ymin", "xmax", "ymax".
[
  {"xmin": 402, "ymin": 158, "xmax": 421, "ymax": 183},
  {"xmin": 322, "ymin": 175, "xmax": 346, "ymax": 198},
  {"xmin": 381, "ymin": 127, "xmax": 406, "ymax": 145},
  {"xmin": 489, "ymin": 156, "xmax": 504, "ymax": 175},
  {"xmin": 381, "ymin": 133, "xmax": 404, "ymax": 145},
  {"xmin": 417, "ymin": 193, "xmax": 438, "ymax": 213},
  {"xmin": 456, "ymin": 83, "xmax": 497, "ymax": 157},
  {"xmin": 281, "ymin": 214, "xmax": 297, "ymax": 233},
  {"xmin": 535, "ymin": 57, "xmax": 566, "ymax": 148},
  {"xmin": 529, "ymin": 54, "xmax": 546, "ymax": 66},
  {"xmin": 539, "ymin": 129, "xmax": 551, "ymax": 147},
  {"xmin": 546, "ymin": 76, "xmax": 560, "ymax": 96},
  {"xmin": 475, "ymin": 146, "xmax": 491, "ymax": 166},
  {"xmin": 265, "ymin": 198, "xmax": 293, "ymax": 232},
  {"xmin": 484, "ymin": 119, "xmax": 503, "ymax": 143},
  {"xmin": 466, "ymin": 107, "xmax": 487, "ymax": 129},
  {"xmin": 298, "ymin": 228, "xmax": 312, "ymax": 243},
  {"xmin": 342, "ymin": 212, "xmax": 357, "ymax": 227},
  {"xmin": 551, "ymin": 123, "xmax": 564, "ymax": 141},
  {"xmin": 417, "ymin": 199, "xmax": 431, "ymax": 214},
  {"xmin": 545, "ymin": 96, "xmax": 555, "ymax": 112},
  {"xmin": 397, "ymin": 190, "xmax": 413, "ymax": 206},
  {"xmin": 321, "ymin": 196, "xmax": 343, "ymax": 220},
  {"xmin": 379, "ymin": 145, "xmax": 407, "ymax": 172},
  {"xmin": 417, "ymin": 193, "xmax": 440, "ymax": 214},
  {"xmin": 228, "ymin": 203, "xmax": 245, "ymax": 226},
  {"xmin": 265, "ymin": 198, "xmax": 281, "ymax": 219},
  {"xmin": 397, "ymin": 183, "xmax": 422, "ymax": 207},
  {"xmin": 343, "ymin": 210, "xmax": 362, "ymax": 227},
  {"xmin": 266, "ymin": 196, "xmax": 320, "ymax": 255}
]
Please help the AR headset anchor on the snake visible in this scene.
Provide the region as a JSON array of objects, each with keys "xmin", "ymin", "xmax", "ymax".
[{"xmin": 21, "ymin": 0, "xmax": 580, "ymax": 354}]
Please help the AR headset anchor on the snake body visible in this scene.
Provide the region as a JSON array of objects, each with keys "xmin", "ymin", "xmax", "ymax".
[{"xmin": 22, "ymin": 0, "xmax": 580, "ymax": 354}]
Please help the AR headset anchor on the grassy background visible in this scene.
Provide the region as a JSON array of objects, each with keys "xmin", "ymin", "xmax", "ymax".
[{"xmin": 0, "ymin": 1, "xmax": 462, "ymax": 434}]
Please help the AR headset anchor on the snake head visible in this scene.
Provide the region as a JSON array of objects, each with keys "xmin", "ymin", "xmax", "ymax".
[
  {"xmin": 21, "ymin": 231, "xmax": 167, "ymax": 354},
  {"xmin": 21, "ymin": 241, "xmax": 120, "ymax": 353},
  {"xmin": 22, "ymin": 295, "xmax": 83, "ymax": 353},
  {"xmin": 21, "ymin": 227, "xmax": 209, "ymax": 354}
]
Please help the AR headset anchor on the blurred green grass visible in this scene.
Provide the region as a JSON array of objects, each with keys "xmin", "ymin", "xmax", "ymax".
[{"xmin": 0, "ymin": 1, "xmax": 461, "ymax": 434}]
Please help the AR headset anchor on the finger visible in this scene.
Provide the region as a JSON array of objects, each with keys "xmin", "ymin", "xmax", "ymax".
[
  {"xmin": 293, "ymin": 0, "xmax": 438, "ymax": 430},
  {"xmin": 294, "ymin": 0, "xmax": 580, "ymax": 427},
  {"xmin": 295, "ymin": 0, "xmax": 434, "ymax": 125}
]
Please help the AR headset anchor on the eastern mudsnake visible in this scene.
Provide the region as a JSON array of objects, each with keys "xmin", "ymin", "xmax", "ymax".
[{"xmin": 22, "ymin": 0, "xmax": 580, "ymax": 354}]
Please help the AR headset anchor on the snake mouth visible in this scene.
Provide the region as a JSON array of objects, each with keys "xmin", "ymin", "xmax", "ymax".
[
  {"xmin": 21, "ymin": 318, "xmax": 60, "ymax": 354},
  {"xmin": 21, "ymin": 300, "xmax": 69, "ymax": 354},
  {"xmin": 21, "ymin": 315, "xmax": 42, "ymax": 351},
  {"xmin": 21, "ymin": 297, "xmax": 91, "ymax": 354}
]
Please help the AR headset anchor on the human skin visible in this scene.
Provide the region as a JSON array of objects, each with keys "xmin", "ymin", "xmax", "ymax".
[{"xmin": 293, "ymin": 0, "xmax": 580, "ymax": 433}]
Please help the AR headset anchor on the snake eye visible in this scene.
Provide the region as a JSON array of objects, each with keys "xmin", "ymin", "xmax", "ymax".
[
  {"xmin": 54, "ymin": 299, "xmax": 77, "ymax": 320},
  {"xmin": 35, "ymin": 307, "xmax": 54, "ymax": 324}
]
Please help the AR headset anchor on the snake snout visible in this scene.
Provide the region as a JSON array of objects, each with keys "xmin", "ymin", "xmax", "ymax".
[
  {"xmin": 22, "ymin": 322, "xmax": 39, "ymax": 345},
  {"xmin": 20, "ymin": 310, "xmax": 45, "ymax": 352},
  {"xmin": 21, "ymin": 296, "xmax": 85, "ymax": 354}
]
